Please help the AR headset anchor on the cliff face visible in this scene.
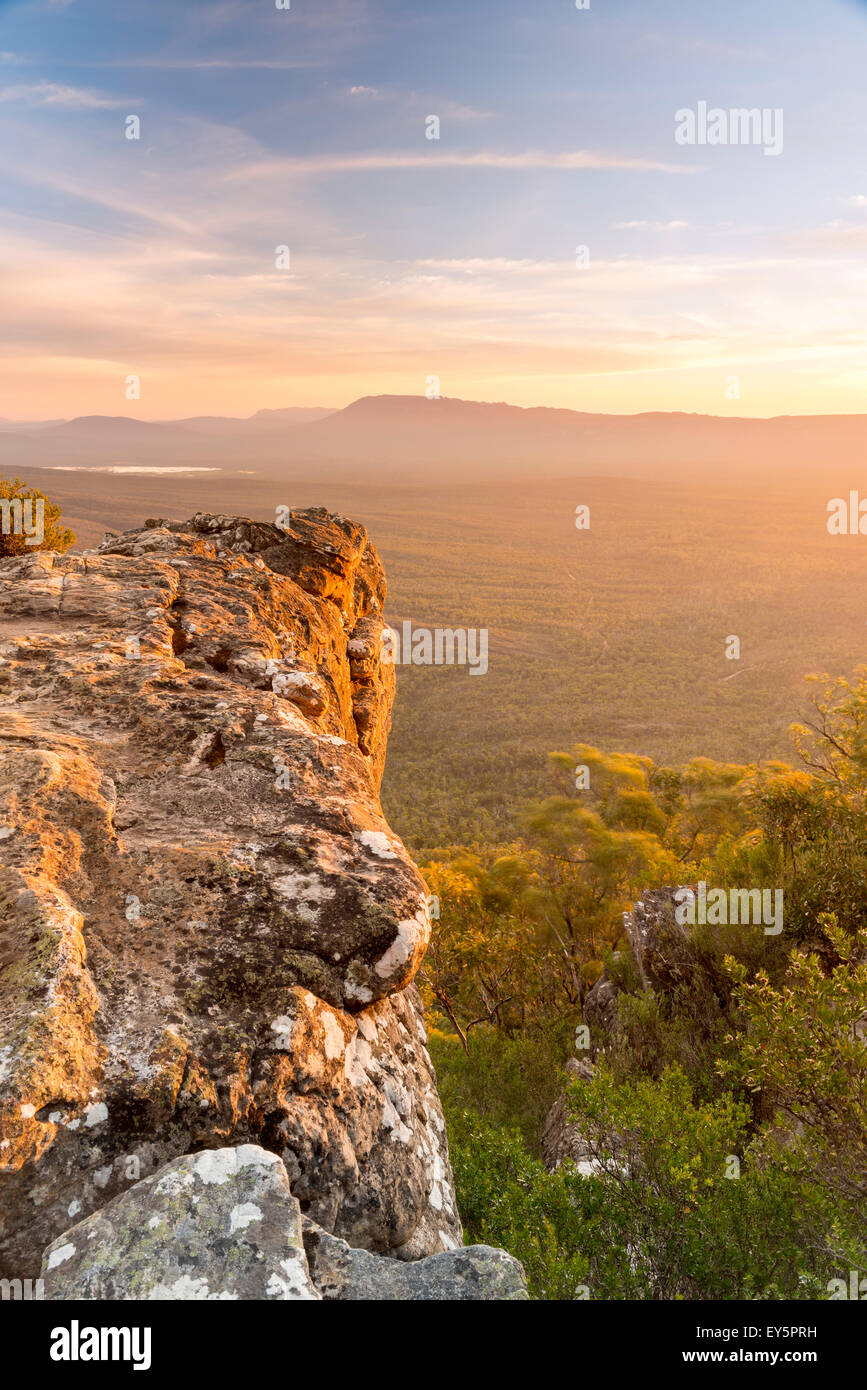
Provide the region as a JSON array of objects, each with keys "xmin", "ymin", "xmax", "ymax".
[{"xmin": 0, "ymin": 511, "xmax": 462, "ymax": 1279}]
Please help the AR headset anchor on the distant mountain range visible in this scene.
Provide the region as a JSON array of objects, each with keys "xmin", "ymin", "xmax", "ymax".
[{"xmin": 1, "ymin": 395, "xmax": 864, "ymax": 482}]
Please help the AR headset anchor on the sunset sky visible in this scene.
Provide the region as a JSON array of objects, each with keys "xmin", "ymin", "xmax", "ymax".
[{"xmin": 1, "ymin": 0, "xmax": 866, "ymax": 419}]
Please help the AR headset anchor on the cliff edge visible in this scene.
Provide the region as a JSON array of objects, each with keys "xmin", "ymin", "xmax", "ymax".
[{"xmin": 0, "ymin": 510, "xmax": 466, "ymax": 1283}]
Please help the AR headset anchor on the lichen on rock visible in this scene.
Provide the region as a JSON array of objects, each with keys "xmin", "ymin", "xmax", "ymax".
[
  {"xmin": 39, "ymin": 1144, "xmax": 528, "ymax": 1302},
  {"xmin": 41, "ymin": 1145, "xmax": 317, "ymax": 1301},
  {"xmin": 0, "ymin": 510, "xmax": 462, "ymax": 1280}
]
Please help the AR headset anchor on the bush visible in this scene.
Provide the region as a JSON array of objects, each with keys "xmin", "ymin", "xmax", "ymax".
[
  {"xmin": 443, "ymin": 1060, "xmax": 837, "ymax": 1300},
  {"xmin": 722, "ymin": 919, "xmax": 867, "ymax": 1267},
  {"xmin": 429, "ymin": 1024, "xmax": 571, "ymax": 1149},
  {"xmin": 0, "ymin": 476, "xmax": 75, "ymax": 556},
  {"xmin": 446, "ymin": 1112, "xmax": 593, "ymax": 1300},
  {"xmin": 563, "ymin": 1064, "xmax": 834, "ymax": 1299},
  {"xmin": 422, "ymin": 675, "xmax": 867, "ymax": 1298}
]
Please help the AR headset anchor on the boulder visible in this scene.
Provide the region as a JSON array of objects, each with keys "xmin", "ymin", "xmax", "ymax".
[
  {"xmin": 302, "ymin": 1216, "xmax": 529, "ymax": 1300},
  {"xmin": 40, "ymin": 1146, "xmax": 317, "ymax": 1301},
  {"xmin": 582, "ymin": 976, "xmax": 620, "ymax": 1039},
  {"xmin": 544, "ymin": 888, "xmax": 702, "ymax": 1173},
  {"xmin": 39, "ymin": 1145, "xmax": 528, "ymax": 1302}
]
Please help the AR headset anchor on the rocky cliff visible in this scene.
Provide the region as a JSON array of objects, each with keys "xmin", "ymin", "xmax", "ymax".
[{"xmin": 0, "ymin": 510, "xmax": 472, "ymax": 1288}]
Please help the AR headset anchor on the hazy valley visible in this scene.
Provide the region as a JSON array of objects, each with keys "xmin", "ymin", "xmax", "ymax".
[{"xmin": 12, "ymin": 398, "xmax": 865, "ymax": 856}]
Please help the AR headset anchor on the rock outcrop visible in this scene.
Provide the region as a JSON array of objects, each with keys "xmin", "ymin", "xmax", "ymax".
[
  {"xmin": 622, "ymin": 887, "xmax": 693, "ymax": 995},
  {"xmin": 580, "ymin": 888, "xmax": 692, "ymax": 1052},
  {"xmin": 0, "ymin": 511, "xmax": 464, "ymax": 1283},
  {"xmin": 540, "ymin": 1057, "xmax": 597, "ymax": 1174},
  {"xmin": 543, "ymin": 889, "xmax": 693, "ymax": 1173},
  {"xmin": 40, "ymin": 1144, "xmax": 528, "ymax": 1301}
]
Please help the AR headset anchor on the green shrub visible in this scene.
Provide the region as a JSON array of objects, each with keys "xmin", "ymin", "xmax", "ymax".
[
  {"xmin": 563, "ymin": 1064, "xmax": 834, "ymax": 1299},
  {"xmin": 722, "ymin": 920, "xmax": 867, "ymax": 1267},
  {"xmin": 446, "ymin": 1112, "xmax": 593, "ymax": 1300},
  {"xmin": 0, "ymin": 476, "xmax": 75, "ymax": 556},
  {"xmin": 443, "ymin": 1060, "xmax": 836, "ymax": 1300},
  {"xmin": 429, "ymin": 1024, "xmax": 571, "ymax": 1149}
]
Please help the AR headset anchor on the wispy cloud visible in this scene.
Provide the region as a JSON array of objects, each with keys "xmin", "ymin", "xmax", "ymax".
[
  {"xmin": 0, "ymin": 154, "xmax": 203, "ymax": 235},
  {"xmin": 638, "ymin": 31, "xmax": 764, "ymax": 60},
  {"xmin": 102, "ymin": 57, "xmax": 316, "ymax": 70},
  {"xmin": 439, "ymin": 102, "xmax": 495, "ymax": 122},
  {"xmin": 0, "ymin": 81, "xmax": 124, "ymax": 108},
  {"xmin": 614, "ymin": 220, "xmax": 690, "ymax": 231},
  {"xmin": 339, "ymin": 87, "xmax": 493, "ymax": 119},
  {"xmin": 0, "ymin": 0, "xmax": 864, "ymax": 418},
  {"xmin": 228, "ymin": 150, "xmax": 700, "ymax": 180}
]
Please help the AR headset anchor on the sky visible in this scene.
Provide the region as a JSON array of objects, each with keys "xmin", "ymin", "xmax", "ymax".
[{"xmin": 1, "ymin": 0, "xmax": 866, "ymax": 419}]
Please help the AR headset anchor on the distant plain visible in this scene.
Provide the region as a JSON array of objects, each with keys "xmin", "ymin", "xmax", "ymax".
[{"xmin": 15, "ymin": 407, "xmax": 865, "ymax": 855}]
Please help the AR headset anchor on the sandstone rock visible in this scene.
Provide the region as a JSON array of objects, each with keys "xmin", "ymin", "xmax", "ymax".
[
  {"xmin": 581, "ymin": 893, "xmax": 693, "ymax": 1049},
  {"xmin": 0, "ymin": 512, "xmax": 462, "ymax": 1278},
  {"xmin": 302, "ymin": 1216, "xmax": 529, "ymax": 1300},
  {"xmin": 40, "ymin": 1145, "xmax": 317, "ymax": 1301}
]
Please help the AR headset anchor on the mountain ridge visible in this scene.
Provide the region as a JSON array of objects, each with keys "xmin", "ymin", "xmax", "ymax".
[{"xmin": 2, "ymin": 394, "xmax": 866, "ymax": 482}]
